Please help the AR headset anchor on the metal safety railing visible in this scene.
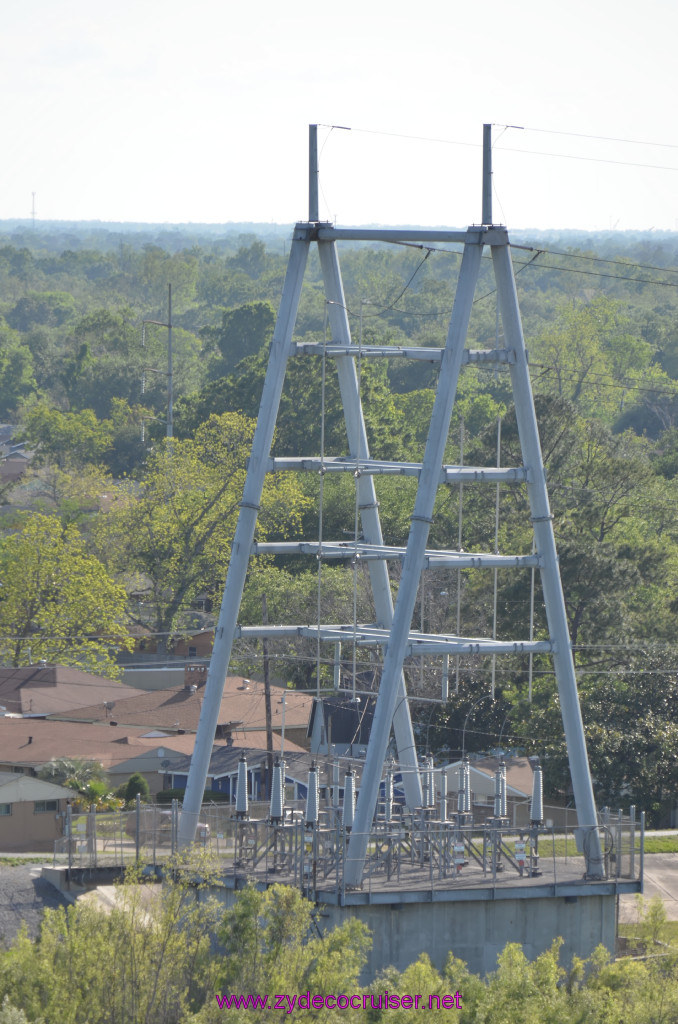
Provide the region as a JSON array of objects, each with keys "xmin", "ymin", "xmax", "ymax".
[{"xmin": 55, "ymin": 800, "xmax": 643, "ymax": 898}]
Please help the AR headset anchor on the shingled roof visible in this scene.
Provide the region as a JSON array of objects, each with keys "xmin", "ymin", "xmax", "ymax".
[
  {"xmin": 47, "ymin": 673, "xmax": 313, "ymax": 735},
  {"xmin": 0, "ymin": 665, "xmax": 147, "ymax": 717}
]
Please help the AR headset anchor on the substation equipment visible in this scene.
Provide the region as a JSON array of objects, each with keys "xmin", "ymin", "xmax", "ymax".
[{"xmin": 177, "ymin": 126, "xmax": 643, "ymax": 975}]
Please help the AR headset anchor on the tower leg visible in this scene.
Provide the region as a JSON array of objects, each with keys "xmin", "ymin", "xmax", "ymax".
[
  {"xmin": 492, "ymin": 243, "xmax": 604, "ymax": 878},
  {"xmin": 178, "ymin": 233, "xmax": 310, "ymax": 847},
  {"xmin": 344, "ymin": 239, "xmax": 483, "ymax": 887},
  {"xmin": 318, "ymin": 240, "xmax": 423, "ymax": 809}
]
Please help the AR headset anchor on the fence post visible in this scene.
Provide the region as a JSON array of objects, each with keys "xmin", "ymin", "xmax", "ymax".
[
  {"xmin": 135, "ymin": 793, "xmax": 141, "ymax": 863},
  {"xmin": 66, "ymin": 802, "xmax": 73, "ymax": 880},
  {"xmin": 88, "ymin": 804, "xmax": 97, "ymax": 869},
  {"xmin": 171, "ymin": 799, "xmax": 178, "ymax": 855}
]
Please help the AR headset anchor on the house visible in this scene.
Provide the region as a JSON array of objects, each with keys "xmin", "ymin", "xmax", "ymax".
[
  {"xmin": 0, "ymin": 425, "xmax": 33, "ymax": 485},
  {"xmin": 0, "ymin": 773, "xmax": 74, "ymax": 852},
  {"xmin": 307, "ymin": 695, "xmax": 375, "ymax": 756},
  {"xmin": 162, "ymin": 744, "xmax": 366, "ymax": 806},
  {"xmin": 0, "ymin": 718, "xmax": 210, "ymax": 797},
  {"xmin": 0, "ymin": 664, "xmax": 147, "ymax": 717},
  {"xmin": 48, "ymin": 666, "xmax": 314, "ymax": 749},
  {"xmin": 442, "ymin": 755, "xmax": 534, "ymax": 824},
  {"xmin": 162, "ymin": 738, "xmax": 311, "ymax": 801},
  {"xmin": 122, "ymin": 629, "xmax": 215, "ymax": 663}
]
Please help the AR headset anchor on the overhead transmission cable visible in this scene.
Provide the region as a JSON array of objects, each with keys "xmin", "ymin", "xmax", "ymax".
[{"xmin": 319, "ymin": 121, "xmax": 678, "ymax": 172}]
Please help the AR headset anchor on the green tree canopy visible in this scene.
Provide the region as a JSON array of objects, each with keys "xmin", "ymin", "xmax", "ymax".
[
  {"xmin": 0, "ymin": 320, "xmax": 35, "ymax": 418},
  {"xmin": 0, "ymin": 512, "xmax": 132, "ymax": 676},
  {"xmin": 101, "ymin": 412, "xmax": 311, "ymax": 642}
]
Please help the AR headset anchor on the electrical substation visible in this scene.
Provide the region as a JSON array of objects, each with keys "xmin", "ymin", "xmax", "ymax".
[{"xmin": 176, "ymin": 125, "xmax": 643, "ymax": 976}]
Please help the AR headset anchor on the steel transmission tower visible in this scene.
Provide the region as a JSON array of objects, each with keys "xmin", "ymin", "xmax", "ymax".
[{"xmin": 179, "ymin": 125, "xmax": 604, "ymax": 883}]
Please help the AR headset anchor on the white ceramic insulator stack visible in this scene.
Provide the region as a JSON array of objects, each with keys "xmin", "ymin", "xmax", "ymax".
[
  {"xmin": 457, "ymin": 763, "xmax": 465, "ymax": 813},
  {"xmin": 236, "ymin": 755, "xmax": 248, "ymax": 816},
  {"xmin": 331, "ymin": 761, "xmax": 340, "ymax": 808},
  {"xmin": 530, "ymin": 763, "xmax": 543, "ymax": 824},
  {"xmin": 305, "ymin": 763, "xmax": 319, "ymax": 827},
  {"xmin": 428, "ymin": 759, "xmax": 436, "ymax": 807},
  {"xmin": 500, "ymin": 760, "xmax": 507, "ymax": 818},
  {"xmin": 270, "ymin": 759, "xmax": 284, "ymax": 821},
  {"xmin": 421, "ymin": 762, "xmax": 430, "ymax": 808},
  {"xmin": 463, "ymin": 759, "xmax": 471, "ymax": 814},
  {"xmin": 384, "ymin": 770, "xmax": 393, "ymax": 822},
  {"xmin": 343, "ymin": 769, "xmax": 356, "ymax": 831},
  {"xmin": 494, "ymin": 767, "xmax": 502, "ymax": 818},
  {"xmin": 439, "ymin": 770, "xmax": 448, "ymax": 822}
]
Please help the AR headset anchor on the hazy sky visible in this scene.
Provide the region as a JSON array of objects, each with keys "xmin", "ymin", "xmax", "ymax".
[{"xmin": 2, "ymin": 0, "xmax": 677, "ymax": 231}]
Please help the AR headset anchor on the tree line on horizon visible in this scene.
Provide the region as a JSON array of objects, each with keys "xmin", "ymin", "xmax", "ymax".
[{"xmin": 0, "ymin": 228, "xmax": 677, "ymax": 819}]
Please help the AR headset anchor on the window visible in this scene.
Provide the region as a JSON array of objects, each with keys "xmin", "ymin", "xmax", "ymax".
[
  {"xmin": 188, "ymin": 646, "xmax": 197, "ymax": 658},
  {"xmin": 34, "ymin": 800, "xmax": 58, "ymax": 813},
  {"xmin": 0, "ymin": 804, "xmax": 10, "ymax": 816}
]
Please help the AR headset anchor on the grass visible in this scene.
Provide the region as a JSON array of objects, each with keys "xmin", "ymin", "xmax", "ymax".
[
  {"xmin": 618, "ymin": 919, "xmax": 678, "ymax": 943},
  {"xmin": 497, "ymin": 833, "xmax": 678, "ymax": 860},
  {"xmin": 643, "ymin": 835, "xmax": 678, "ymax": 854},
  {"xmin": 0, "ymin": 855, "xmax": 52, "ymax": 866}
]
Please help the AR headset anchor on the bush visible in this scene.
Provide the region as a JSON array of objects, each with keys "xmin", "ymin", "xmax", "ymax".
[
  {"xmin": 122, "ymin": 773, "xmax": 151, "ymax": 804},
  {"xmin": 156, "ymin": 788, "xmax": 232, "ymax": 805}
]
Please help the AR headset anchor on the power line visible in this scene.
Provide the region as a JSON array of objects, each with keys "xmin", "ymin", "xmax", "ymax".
[
  {"xmin": 498, "ymin": 124, "xmax": 678, "ymax": 152},
  {"xmin": 317, "ymin": 121, "xmax": 678, "ymax": 182},
  {"xmin": 513, "ymin": 243, "xmax": 678, "ymax": 278}
]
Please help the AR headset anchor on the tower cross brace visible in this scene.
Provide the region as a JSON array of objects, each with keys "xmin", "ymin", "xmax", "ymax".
[{"xmin": 178, "ymin": 130, "xmax": 604, "ymax": 883}]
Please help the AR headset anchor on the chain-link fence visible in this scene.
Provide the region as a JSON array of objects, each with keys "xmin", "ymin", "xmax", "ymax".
[{"xmin": 55, "ymin": 800, "xmax": 643, "ymax": 900}]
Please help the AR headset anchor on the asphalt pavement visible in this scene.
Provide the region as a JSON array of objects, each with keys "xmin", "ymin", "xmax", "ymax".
[
  {"xmin": 0, "ymin": 862, "xmax": 69, "ymax": 947},
  {"xmin": 619, "ymin": 852, "xmax": 678, "ymax": 922}
]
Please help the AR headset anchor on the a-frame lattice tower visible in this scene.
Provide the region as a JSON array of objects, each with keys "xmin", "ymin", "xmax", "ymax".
[{"xmin": 179, "ymin": 125, "xmax": 604, "ymax": 883}]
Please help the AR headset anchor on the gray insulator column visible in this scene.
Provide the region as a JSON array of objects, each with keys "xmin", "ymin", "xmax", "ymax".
[
  {"xmin": 343, "ymin": 769, "xmax": 356, "ymax": 832},
  {"xmin": 270, "ymin": 758, "xmax": 284, "ymax": 822},
  {"xmin": 463, "ymin": 758, "xmax": 472, "ymax": 814},
  {"xmin": 530, "ymin": 763, "xmax": 544, "ymax": 825},
  {"xmin": 421, "ymin": 761, "xmax": 430, "ymax": 808},
  {"xmin": 331, "ymin": 761, "xmax": 340, "ymax": 809},
  {"xmin": 384, "ymin": 770, "xmax": 393, "ymax": 823},
  {"xmin": 500, "ymin": 760, "xmax": 507, "ymax": 819},
  {"xmin": 236, "ymin": 755, "xmax": 249, "ymax": 819},
  {"xmin": 305, "ymin": 763, "xmax": 319, "ymax": 828},
  {"xmin": 494, "ymin": 767, "xmax": 502, "ymax": 818},
  {"xmin": 457, "ymin": 763, "xmax": 465, "ymax": 813},
  {"xmin": 439, "ymin": 770, "xmax": 448, "ymax": 822}
]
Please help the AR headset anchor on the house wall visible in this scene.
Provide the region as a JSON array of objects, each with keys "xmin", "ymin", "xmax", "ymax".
[{"xmin": 0, "ymin": 798, "xmax": 68, "ymax": 852}]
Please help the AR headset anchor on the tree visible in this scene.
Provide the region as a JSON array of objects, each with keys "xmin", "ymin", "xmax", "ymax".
[
  {"xmin": 0, "ymin": 512, "xmax": 133, "ymax": 676},
  {"xmin": 0, "ymin": 851, "xmax": 223, "ymax": 1024},
  {"xmin": 0, "ymin": 320, "xmax": 36, "ymax": 418},
  {"xmin": 20, "ymin": 403, "xmax": 113, "ymax": 469},
  {"xmin": 38, "ymin": 757, "xmax": 107, "ymax": 790},
  {"xmin": 101, "ymin": 413, "xmax": 310, "ymax": 644},
  {"xmin": 5, "ymin": 291, "xmax": 77, "ymax": 332},
  {"xmin": 193, "ymin": 884, "xmax": 370, "ymax": 1023},
  {"xmin": 176, "ymin": 349, "xmax": 411, "ymax": 460},
  {"xmin": 122, "ymin": 772, "xmax": 151, "ymax": 804},
  {"xmin": 207, "ymin": 300, "xmax": 276, "ymax": 378}
]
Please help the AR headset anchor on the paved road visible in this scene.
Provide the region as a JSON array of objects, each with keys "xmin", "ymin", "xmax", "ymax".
[
  {"xmin": 619, "ymin": 852, "xmax": 678, "ymax": 922},
  {"xmin": 0, "ymin": 863, "xmax": 69, "ymax": 947}
]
